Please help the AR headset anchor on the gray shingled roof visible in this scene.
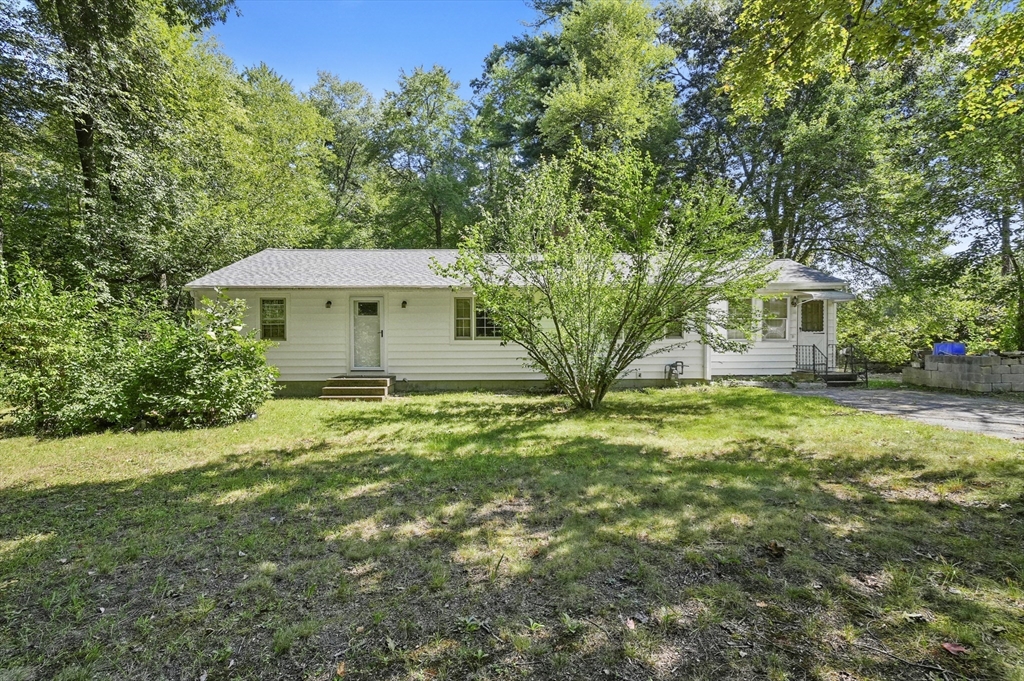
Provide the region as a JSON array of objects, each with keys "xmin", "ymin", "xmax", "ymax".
[
  {"xmin": 763, "ymin": 259, "xmax": 848, "ymax": 288},
  {"xmin": 185, "ymin": 249, "xmax": 848, "ymax": 290},
  {"xmin": 186, "ymin": 249, "xmax": 461, "ymax": 289}
]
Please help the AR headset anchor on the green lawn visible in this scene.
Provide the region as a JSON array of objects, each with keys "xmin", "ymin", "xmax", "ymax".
[{"xmin": 1, "ymin": 387, "xmax": 1022, "ymax": 680}]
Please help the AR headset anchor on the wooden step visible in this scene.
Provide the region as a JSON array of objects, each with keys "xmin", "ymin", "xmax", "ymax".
[
  {"xmin": 325, "ymin": 377, "xmax": 392, "ymax": 388},
  {"xmin": 824, "ymin": 372, "xmax": 863, "ymax": 387},
  {"xmin": 318, "ymin": 395, "xmax": 386, "ymax": 402},
  {"xmin": 322, "ymin": 386, "xmax": 388, "ymax": 397},
  {"xmin": 321, "ymin": 376, "xmax": 391, "ymax": 401}
]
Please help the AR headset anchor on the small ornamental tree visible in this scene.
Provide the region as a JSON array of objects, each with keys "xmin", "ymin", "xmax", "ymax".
[{"xmin": 441, "ymin": 147, "xmax": 769, "ymax": 409}]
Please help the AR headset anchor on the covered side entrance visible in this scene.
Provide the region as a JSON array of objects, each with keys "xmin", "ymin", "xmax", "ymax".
[{"xmin": 793, "ymin": 290, "xmax": 865, "ymax": 386}]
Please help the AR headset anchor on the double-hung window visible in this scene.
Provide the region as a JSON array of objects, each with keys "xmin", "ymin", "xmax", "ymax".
[
  {"xmin": 761, "ymin": 297, "xmax": 789, "ymax": 340},
  {"xmin": 664, "ymin": 300, "xmax": 684, "ymax": 339},
  {"xmin": 726, "ymin": 298, "xmax": 753, "ymax": 340},
  {"xmin": 455, "ymin": 297, "xmax": 502, "ymax": 340},
  {"xmin": 260, "ymin": 298, "xmax": 286, "ymax": 341}
]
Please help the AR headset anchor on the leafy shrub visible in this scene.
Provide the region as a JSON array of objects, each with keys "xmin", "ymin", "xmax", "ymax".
[
  {"xmin": 0, "ymin": 261, "xmax": 277, "ymax": 436},
  {"xmin": 129, "ymin": 300, "xmax": 278, "ymax": 429}
]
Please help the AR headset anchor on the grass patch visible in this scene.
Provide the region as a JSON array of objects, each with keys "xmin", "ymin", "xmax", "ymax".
[{"xmin": 1, "ymin": 387, "xmax": 1022, "ymax": 679}]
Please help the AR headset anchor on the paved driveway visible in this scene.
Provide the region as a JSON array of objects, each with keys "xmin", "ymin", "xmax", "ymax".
[{"xmin": 782, "ymin": 387, "xmax": 1024, "ymax": 441}]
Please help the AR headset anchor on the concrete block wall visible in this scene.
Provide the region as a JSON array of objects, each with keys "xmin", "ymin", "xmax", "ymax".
[{"xmin": 903, "ymin": 355, "xmax": 1024, "ymax": 393}]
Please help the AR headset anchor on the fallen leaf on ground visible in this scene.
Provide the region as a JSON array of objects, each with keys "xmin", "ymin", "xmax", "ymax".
[
  {"xmin": 335, "ymin": 661, "xmax": 346, "ymax": 677},
  {"xmin": 941, "ymin": 642, "xmax": 969, "ymax": 656}
]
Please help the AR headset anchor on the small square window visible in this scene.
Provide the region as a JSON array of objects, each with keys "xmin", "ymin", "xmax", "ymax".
[
  {"xmin": 261, "ymin": 298, "xmax": 286, "ymax": 341},
  {"xmin": 455, "ymin": 297, "xmax": 501, "ymax": 340}
]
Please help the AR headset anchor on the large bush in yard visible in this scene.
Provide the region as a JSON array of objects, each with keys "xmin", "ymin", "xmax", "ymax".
[
  {"xmin": 443, "ymin": 146, "xmax": 768, "ymax": 409},
  {"xmin": 130, "ymin": 300, "xmax": 278, "ymax": 429},
  {"xmin": 0, "ymin": 261, "xmax": 277, "ymax": 436}
]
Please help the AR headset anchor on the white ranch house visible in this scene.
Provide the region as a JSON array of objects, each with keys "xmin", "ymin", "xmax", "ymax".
[{"xmin": 186, "ymin": 249, "xmax": 855, "ymax": 397}]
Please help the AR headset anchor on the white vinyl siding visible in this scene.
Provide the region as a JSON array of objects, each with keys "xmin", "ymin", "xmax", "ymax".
[{"xmin": 190, "ymin": 287, "xmax": 840, "ymax": 382}]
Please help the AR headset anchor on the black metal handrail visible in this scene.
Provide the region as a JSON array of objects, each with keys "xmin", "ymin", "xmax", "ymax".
[
  {"xmin": 795, "ymin": 344, "xmax": 831, "ymax": 377},
  {"xmin": 830, "ymin": 344, "xmax": 869, "ymax": 383}
]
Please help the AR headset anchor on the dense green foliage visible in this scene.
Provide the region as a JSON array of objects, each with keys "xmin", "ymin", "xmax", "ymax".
[
  {"xmin": 1, "ymin": 0, "xmax": 1022, "ymax": 407},
  {"xmin": 0, "ymin": 262, "xmax": 276, "ymax": 435}
]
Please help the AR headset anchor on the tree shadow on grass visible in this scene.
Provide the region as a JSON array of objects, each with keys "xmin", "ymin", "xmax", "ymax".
[{"xmin": 1, "ymin": 392, "xmax": 1023, "ymax": 680}]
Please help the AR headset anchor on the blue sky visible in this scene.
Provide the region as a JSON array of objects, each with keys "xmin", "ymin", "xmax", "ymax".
[{"xmin": 207, "ymin": 0, "xmax": 541, "ymax": 99}]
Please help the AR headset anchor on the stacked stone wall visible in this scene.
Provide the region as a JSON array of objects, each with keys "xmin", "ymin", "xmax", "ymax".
[{"xmin": 902, "ymin": 355, "xmax": 1024, "ymax": 393}]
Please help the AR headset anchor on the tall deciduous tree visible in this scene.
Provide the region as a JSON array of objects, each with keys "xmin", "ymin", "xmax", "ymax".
[
  {"xmin": 539, "ymin": 0, "xmax": 677, "ymax": 153},
  {"xmin": 306, "ymin": 73, "xmax": 377, "ymax": 247},
  {"xmin": 369, "ymin": 66, "xmax": 477, "ymax": 248},
  {"xmin": 658, "ymin": 0, "xmax": 948, "ymax": 280},
  {"xmin": 475, "ymin": 0, "xmax": 678, "ymax": 167}
]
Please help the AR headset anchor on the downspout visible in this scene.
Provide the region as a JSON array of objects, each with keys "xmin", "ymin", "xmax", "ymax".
[{"xmin": 702, "ymin": 322, "xmax": 712, "ymax": 380}]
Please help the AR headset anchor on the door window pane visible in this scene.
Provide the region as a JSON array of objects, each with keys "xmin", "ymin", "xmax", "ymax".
[
  {"xmin": 357, "ymin": 301, "xmax": 378, "ymax": 316},
  {"xmin": 801, "ymin": 300, "xmax": 824, "ymax": 332}
]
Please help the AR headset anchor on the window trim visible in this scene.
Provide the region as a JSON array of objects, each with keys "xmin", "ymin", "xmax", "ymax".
[
  {"xmin": 761, "ymin": 296, "xmax": 790, "ymax": 341},
  {"xmin": 259, "ymin": 296, "xmax": 288, "ymax": 342},
  {"xmin": 453, "ymin": 294, "xmax": 503, "ymax": 341}
]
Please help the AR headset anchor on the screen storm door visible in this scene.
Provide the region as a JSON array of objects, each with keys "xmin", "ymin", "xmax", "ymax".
[{"xmin": 351, "ymin": 299, "xmax": 383, "ymax": 370}]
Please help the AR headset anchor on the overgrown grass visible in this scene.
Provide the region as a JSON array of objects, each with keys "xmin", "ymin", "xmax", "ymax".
[{"xmin": 1, "ymin": 387, "xmax": 1022, "ymax": 680}]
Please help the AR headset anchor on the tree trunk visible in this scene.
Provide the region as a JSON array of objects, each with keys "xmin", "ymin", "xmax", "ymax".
[
  {"xmin": 73, "ymin": 111, "xmax": 98, "ymax": 201},
  {"xmin": 52, "ymin": 0, "xmax": 100, "ymax": 203},
  {"xmin": 1001, "ymin": 212, "xmax": 1013, "ymax": 276},
  {"xmin": 430, "ymin": 204, "xmax": 443, "ymax": 248}
]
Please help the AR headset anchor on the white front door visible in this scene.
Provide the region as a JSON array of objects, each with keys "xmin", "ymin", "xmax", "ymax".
[{"xmin": 352, "ymin": 298, "xmax": 383, "ymax": 370}]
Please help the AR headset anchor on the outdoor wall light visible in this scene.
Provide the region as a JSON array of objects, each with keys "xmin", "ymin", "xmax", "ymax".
[
  {"xmin": 401, "ymin": 300, "xmax": 407, "ymax": 308},
  {"xmin": 325, "ymin": 300, "xmax": 332, "ymax": 309}
]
